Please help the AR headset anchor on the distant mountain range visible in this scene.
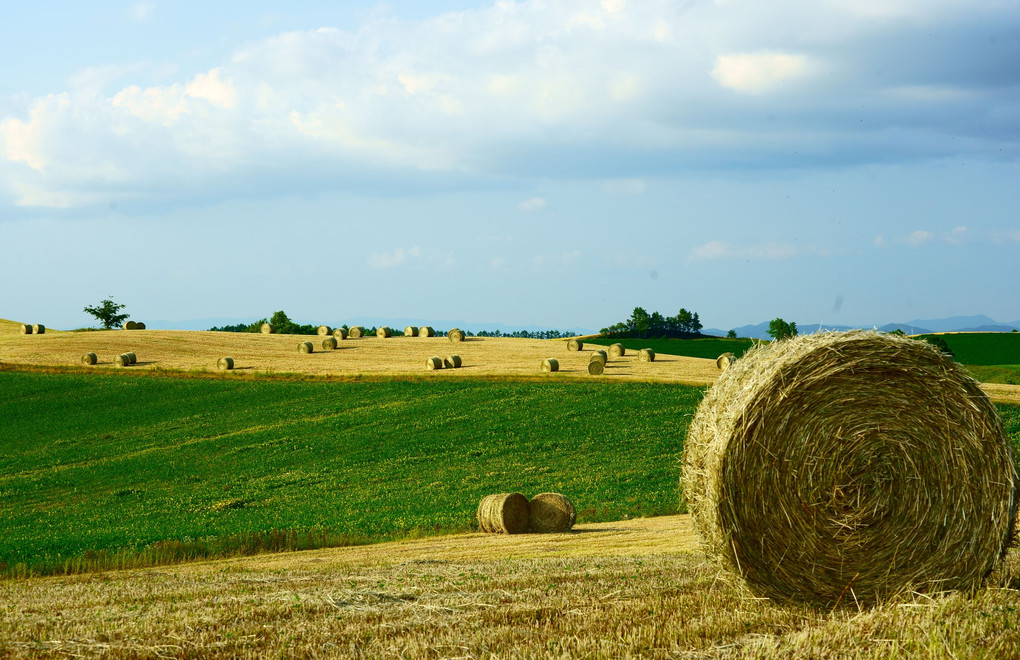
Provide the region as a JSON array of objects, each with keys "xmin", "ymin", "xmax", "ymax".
[{"xmin": 703, "ymin": 315, "xmax": 1020, "ymax": 340}]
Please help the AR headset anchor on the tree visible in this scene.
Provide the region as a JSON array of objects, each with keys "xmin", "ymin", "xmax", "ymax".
[
  {"xmin": 727, "ymin": 330, "xmax": 737, "ymax": 339},
  {"xmin": 628, "ymin": 307, "xmax": 650, "ymax": 336},
  {"xmin": 83, "ymin": 297, "xmax": 129, "ymax": 330},
  {"xmin": 768, "ymin": 318, "xmax": 798, "ymax": 341}
]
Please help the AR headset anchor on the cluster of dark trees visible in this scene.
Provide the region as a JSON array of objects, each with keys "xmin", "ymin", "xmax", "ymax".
[
  {"xmin": 600, "ymin": 307, "xmax": 703, "ymax": 339},
  {"xmin": 210, "ymin": 311, "xmax": 321, "ymax": 335},
  {"xmin": 472, "ymin": 329, "xmax": 570, "ymax": 339}
]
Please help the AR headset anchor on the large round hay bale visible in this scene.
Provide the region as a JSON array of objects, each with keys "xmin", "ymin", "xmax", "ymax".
[
  {"xmin": 124, "ymin": 352, "xmax": 137, "ymax": 365},
  {"xmin": 32, "ymin": 324, "xmax": 46, "ymax": 334},
  {"xmin": 683, "ymin": 331, "xmax": 1019, "ymax": 607},
  {"xmin": 135, "ymin": 322, "xmax": 145, "ymax": 330},
  {"xmin": 639, "ymin": 348, "xmax": 655, "ymax": 362},
  {"xmin": 567, "ymin": 339, "xmax": 583, "ymax": 352},
  {"xmin": 321, "ymin": 336, "xmax": 338, "ymax": 350},
  {"xmin": 587, "ymin": 360, "xmax": 604, "ymax": 375},
  {"xmin": 81, "ymin": 352, "xmax": 97, "ymax": 366},
  {"xmin": 590, "ymin": 350, "xmax": 608, "ymax": 365},
  {"xmin": 426, "ymin": 356, "xmax": 443, "ymax": 370},
  {"xmin": 349, "ymin": 326, "xmax": 364, "ymax": 339},
  {"xmin": 542, "ymin": 358, "xmax": 559, "ymax": 373},
  {"xmin": 404, "ymin": 326, "xmax": 418, "ymax": 337},
  {"xmin": 218, "ymin": 357, "xmax": 234, "ymax": 370},
  {"xmin": 448, "ymin": 328, "xmax": 465, "ymax": 342},
  {"xmin": 332, "ymin": 327, "xmax": 348, "ymax": 340},
  {"xmin": 419, "ymin": 326, "xmax": 435, "ymax": 338},
  {"xmin": 377, "ymin": 326, "xmax": 392, "ymax": 338},
  {"xmin": 115, "ymin": 354, "xmax": 131, "ymax": 367},
  {"xmin": 19, "ymin": 324, "xmax": 32, "ymax": 334},
  {"xmin": 477, "ymin": 493, "xmax": 530, "ymax": 534},
  {"xmin": 317, "ymin": 325, "xmax": 331, "ymax": 336},
  {"xmin": 298, "ymin": 341, "xmax": 314, "ymax": 354},
  {"xmin": 445, "ymin": 355, "xmax": 462, "ymax": 369},
  {"xmin": 123, "ymin": 320, "xmax": 137, "ymax": 330},
  {"xmin": 716, "ymin": 352, "xmax": 736, "ymax": 370},
  {"xmin": 260, "ymin": 323, "xmax": 274, "ymax": 334},
  {"xmin": 529, "ymin": 493, "xmax": 576, "ymax": 533},
  {"xmin": 609, "ymin": 343, "xmax": 625, "ymax": 357}
]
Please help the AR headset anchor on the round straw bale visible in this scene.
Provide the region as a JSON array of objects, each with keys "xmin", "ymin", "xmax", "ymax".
[
  {"xmin": 426, "ymin": 356, "xmax": 443, "ymax": 370},
  {"xmin": 683, "ymin": 331, "xmax": 1019, "ymax": 607},
  {"xmin": 529, "ymin": 493, "xmax": 576, "ymax": 533},
  {"xmin": 218, "ymin": 357, "xmax": 234, "ymax": 370},
  {"xmin": 123, "ymin": 321, "xmax": 137, "ymax": 330},
  {"xmin": 317, "ymin": 325, "xmax": 331, "ymax": 336},
  {"xmin": 298, "ymin": 341, "xmax": 314, "ymax": 354},
  {"xmin": 81, "ymin": 352, "xmax": 97, "ymax": 366},
  {"xmin": 639, "ymin": 348, "xmax": 656, "ymax": 362},
  {"xmin": 477, "ymin": 493, "xmax": 530, "ymax": 534},
  {"xmin": 321, "ymin": 336, "xmax": 338, "ymax": 350},
  {"xmin": 587, "ymin": 360, "xmax": 605, "ymax": 375},
  {"xmin": 33, "ymin": 324, "xmax": 46, "ymax": 334},
  {"xmin": 609, "ymin": 343, "xmax": 625, "ymax": 357},
  {"xmin": 448, "ymin": 328, "xmax": 465, "ymax": 342},
  {"xmin": 445, "ymin": 355, "xmax": 462, "ymax": 369},
  {"xmin": 419, "ymin": 326, "xmax": 435, "ymax": 337},
  {"xmin": 349, "ymin": 326, "xmax": 364, "ymax": 339},
  {"xmin": 115, "ymin": 354, "xmax": 130, "ymax": 367},
  {"xmin": 542, "ymin": 358, "xmax": 559, "ymax": 373},
  {"xmin": 377, "ymin": 326, "xmax": 392, "ymax": 338},
  {"xmin": 124, "ymin": 352, "xmax": 137, "ymax": 365},
  {"xmin": 590, "ymin": 350, "xmax": 608, "ymax": 365},
  {"xmin": 716, "ymin": 352, "xmax": 736, "ymax": 370},
  {"xmin": 567, "ymin": 339, "xmax": 583, "ymax": 351},
  {"xmin": 332, "ymin": 327, "xmax": 348, "ymax": 340},
  {"xmin": 19, "ymin": 324, "xmax": 32, "ymax": 334},
  {"xmin": 135, "ymin": 322, "xmax": 145, "ymax": 330},
  {"xmin": 404, "ymin": 326, "xmax": 418, "ymax": 337},
  {"xmin": 261, "ymin": 323, "xmax": 274, "ymax": 334}
]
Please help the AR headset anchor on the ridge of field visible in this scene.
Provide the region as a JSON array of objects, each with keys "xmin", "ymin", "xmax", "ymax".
[
  {"xmin": 0, "ymin": 370, "xmax": 703, "ymax": 577},
  {"xmin": 584, "ymin": 336, "xmax": 756, "ymax": 360},
  {"xmin": 0, "ymin": 318, "xmax": 64, "ymax": 335}
]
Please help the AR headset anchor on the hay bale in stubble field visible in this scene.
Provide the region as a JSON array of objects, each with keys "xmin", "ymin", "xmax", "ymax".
[
  {"xmin": 321, "ymin": 337, "xmax": 338, "ymax": 350},
  {"xmin": 716, "ymin": 352, "xmax": 736, "ymax": 370},
  {"xmin": 529, "ymin": 493, "xmax": 576, "ymax": 533},
  {"xmin": 20, "ymin": 324, "xmax": 32, "ymax": 334},
  {"xmin": 123, "ymin": 321, "xmax": 137, "ymax": 330},
  {"xmin": 445, "ymin": 355, "xmax": 462, "ymax": 368},
  {"xmin": 124, "ymin": 352, "xmax": 137, "ymax": 365},
  {"xmin": 542, "ymin": 358, "xmax": 559, "ymax": 372},
  {"xmin": 32, "ymin": 324, "xmax": 46, "ymax": 334},
  {"xmin": 81, "ymin": 353, "xmax": 97, "ymax": 366},
  {"xmin": 135, "ymin": 322, "xmax": 145, "ymax": 330},
  {"xmin": 590, "ymin": 350, "xmax": 608, "ymax": 365},
  {"xmin": 349, "ymin": 326, "xmax": 364, "ymax": 339},
  {"xmin": 609, "ymin": 343, "xmax": 625, "ymax": 357},
  {"xmin": 448, "ymin": 328, "xmax": 465, "ymax": 342},
  {"xmin": 261, "ymin": 323, "xmax": 274, "ymax": 334},
  {"xmin": 404, "ymin": 326, "xmax": 418, "ymax": 337},
  {"xmin": 426, "ymin": 356, "xmax": 443, "ymax": 370},
  {"xmin": 587, "ymin": 360, "xmax": 604, "ymax": 375},
  {"xmin": 567, "ymin": 339, "xmax": 583, "ymax": 351},
  {"xmin": 683, "ymin": 331, "xmax": 1019, "ymax": 607},
  {"xmin": 333, "ymin": 327, "xmax": 348, "ymax": 340},
  {"xmin": 639, "ymin": 348, "xmax": 655, "ymax": 362},
  {"xmin": 377, "ymin": 326, "xmax": 392, "ymax": 338},
  {"xmin": 218, "ymin": 357, "xmax": 234, "ymax": 370},
  {"xmin": 419, "ymin": 326, "xmax": 435, "ymax": 338},
  {"xmin": 317, "ymin": 325, "xmax": 331, "ymax": 336},
  {"xmin": 298, "ymin": 341, "xmax": 314, "ymax": 354},
  {"xmin": 115, "ymin": 354, "xmax": 131, "ymax": 367},
  {"xmin": 477, "ymin": 493, "xmax": 530, "ymax": 534}
]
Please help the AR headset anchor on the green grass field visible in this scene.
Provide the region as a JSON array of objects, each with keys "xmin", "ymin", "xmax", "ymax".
[
  {"xmin": 584, "ymin": 336, "xmax": 756, "ymax": 360},
  {"xmin": 924, "ymin": 332, "xmax": 1020, "ymax": 365}
]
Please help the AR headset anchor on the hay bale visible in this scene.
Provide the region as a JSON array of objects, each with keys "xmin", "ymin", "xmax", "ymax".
[
  {"xmin": 542, "ymin": 358, "xmax": 559, "ymax": 373},
  {"xmin": 321, "ymin": 336, "xmax": 338, "ymax": 350},
  {"xmin": 445, "ymin": 355, "xmax": 463, "ymax": 369},
  {"xmin": 135, "ymin": 322, "xmax": 145, "ymax": 330},
  {"xmin": 426, "ymin": 356, "xmax": 443, "ymax": 370},
  {"xmin": 405, "ymin": 326, "xmax": 419, "ymax": 337},
  {"xmin": 32, "ymin": 324, "xmax": 46, "ymax": 334},
  {"xmin": 609, "ymin": 343, "xmax": 625, "ymax": 358},
  {"xmin": 19, "ymin": 324, "xmax": 32, "ymax": 334},
  {"xmin": 317, "ymin": 325, "xmax": 332, "ymax": 336},
  {"xmin": 261, "ymin": 323, "xmax": 274, "ymax": 334},
  {"xmin": 332, "ymin": 327, "xmax": 348, "ymax": 340},
  {"xmin": 298, "ymin": 341, "xmax": 314, "ymax": 354},
  {"xmin": 218, "ymin": 357, "xmax": 234, "ymax": 370},
  {"xmin": 81, "ymin": 352, "xmax": 97, "ymax": 366},
  {"xmin": 529, "ymin": 493, "xmax": 576, "ymax": 533},
  {"xmin": 590, "ymin": 350, "xmax": 608, "ymax": 365},
  {"xmin": 115, "ymin": 354, "xmax": 131, "ymax": 367},
  {"xmin": 123, "ymin": 352, "xmax": 137, "ymax": 365},
  {"xmin": 639, "ymin": 348, "xmax": 655, "ymax": 362},
  {"xmin": 477, "ymin": 493, "xmax": 530, "ymax": 534},
  {"xmin": 587, "ymin": 359, "xmax": 604, "ymax": 375},
  {"xmin": 419, "ymin": 326, "xmax": 435, "ymax": 338},
  {"xmin": 349, "ymin": 326, "xmax": 364, "ymax": 339},
  {"xmin": 682, "ymin": 331, "xmax": 1019, "ymax": 607},
  {"xmin": 123, "ymin": 321, "xmax": 137, "ymax": 330},
  {"xmin": 567, "ymin": 339, "xmax": 583, "ymax": 351},
  {"xmin": 377, "ymin": 326, "xmax": 392, "ymax": 338},
  {"xmin": 716, "ymin": 352, "xmax": 736, "ymax": 370},
  {"xmin": 448, "ymin": 328, "xmax": 465, "ymax": 342}
]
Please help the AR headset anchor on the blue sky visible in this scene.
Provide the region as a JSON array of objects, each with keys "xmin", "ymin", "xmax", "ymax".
[{"xmin": 2, "ymin": 0, "xmax": 1018, "ymax": 332}]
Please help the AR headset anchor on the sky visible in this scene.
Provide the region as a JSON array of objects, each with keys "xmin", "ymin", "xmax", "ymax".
[{"xmin": 1, "ymin": 0, "xmax": 1018, "ymax": 333}]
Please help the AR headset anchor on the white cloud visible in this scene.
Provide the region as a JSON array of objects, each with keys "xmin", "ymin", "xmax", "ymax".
[
  {"xmin": 905, "ymin": 230, "xmax": 934, "ymax": 245},
  {"xmin": 519, "ymin": 197, "xmax": 547, "ymax": 212},
  {"xmin": 185, "ymin": 69, "xmax": 236, "ymax": 109},
  {"xmin": 127, "ymin": 1, "xmax": 155, "ymax": 22},
  {"xmin": 690, "ymin": 240, "xmax": 800, "ymax": 261},
  {"xmin": 712, "ymin": 52, "xmax": 811, "ymax": 94},
  {"xmin": 368, "ymin": 246, "xmax": 422, "ymax": 269},
  {"xmin": 490, "ymin": 256, "xmax": 507, "ymax": 270}
]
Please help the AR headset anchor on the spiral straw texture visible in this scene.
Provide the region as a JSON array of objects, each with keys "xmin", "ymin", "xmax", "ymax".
[{"xmin": 683, "ymin": 331, "xmax": 1018, "ymax": 607}]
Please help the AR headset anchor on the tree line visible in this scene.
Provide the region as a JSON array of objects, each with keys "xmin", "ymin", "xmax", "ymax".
[{"xmin": 600, "ymin": 307, "xmax": 704, "ymax": 339}]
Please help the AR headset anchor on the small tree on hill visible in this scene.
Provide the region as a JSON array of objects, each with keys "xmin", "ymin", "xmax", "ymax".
[
  {"xmin": 727, "ymin": 330, "xmax": 737, "ymax": 339},
  {"xmin": 768, "ymin": 318, "xmax": 798, "ymax": 341},
  {"xmin": 83, "ymin": 297, "xmax": 129, "ymax": 330}
]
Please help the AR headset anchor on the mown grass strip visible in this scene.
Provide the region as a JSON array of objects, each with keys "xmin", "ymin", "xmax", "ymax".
[{"xmin": 583, "ymin": 336, "xmax": 756, "ymax": 360}]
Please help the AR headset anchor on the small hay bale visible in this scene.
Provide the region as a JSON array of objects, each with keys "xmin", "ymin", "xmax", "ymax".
[
  {"xmin": 332, "ymin": 327, "xmax": 348, "ymax": 340},
  {"xmin": 448, "ymin": 328, "xmax": 465, "ymax": 342},
  {"xmin": 349, "ymin": 326, "xmax": 364, "ymax": 339},
  {"xmin": 567, "ymin": 339, "xmax": 583, "ymax": 351},
  {"xmin": 317, "ymin": 325, "xmax": 332, "ymax": 336},
  {"xmin": 33, "ymin": 324, "xmax": 46, "ymax": 334},
  {"xmin": 135, "ymin": 322, "xmax": 145, "ymax": 330},
  {"xmin": 419, "ymin": 326, "xmax": 435, "ymax": 338},
  {"xmin": 426, "ymin": 356, "xmax": 443, "ymax": 370},
  {"xmin": 590, "ymin": 350, "xmax": 608, "ymax": 365},
  {"xmin": 218, "ymin": 357, "xmax": 234, "ymax": 370},
  {"xmin": 124, "ymin": 352, "xmax": 137, "ymax": 365},
  {"xmin": 609, "ymin": 343, "xmax": 625, "ymax": 358},
  {"xmin": 19, "ymin": 324, "xmax": 32, "ymax": 334},
  {"xmin": 683, "ymin": 331, "xmax": 1019, "ymax": 607},
  {"xmin": 639, "ymin": 348, "xmax": 656, "ymax": 362},
  {"xmin": 298, "ymin": 341, "xmax": 314, "ymax": 354},
  {"xmin": 115, "ymin": 354, "xmax": 131, "ymax": 367},
  {"xmin": 81, "ymin": 353, "xmax": 97, "ymax": 366},
  {"xmin": 123, "ymin": 321, "xmax": 138, "ymax": 330},
  {"xmin": 445, "ymin": 355, "xmax": 463, "ymax": 369},
  {"xmin": 404, "ymin": 326, "xmax": 418, "ymax": 337},
  {"xmin": 716, "ymin": 352, "xmax": 736, "ymax": 370},
  {"xmin": 261, "ymin": 323, "xmax": 274, "ymax": 334},
  {"xmin": 477, "ymin": 493, "xmax": 530, "ymax": 534},
  {"xmin": 529, "ymin": 493, "xmax": 576, "ymax": 533},
  {"xmin": 542, "ymin": 358, "xmax": 559, "ymax": 373},
  {"xmin": 587, "ymin": 360, "xmax": 604, "ymax": 375},
  {"xmin": 377, "ymin": 326, "xmax": 392, "ymax": 338},
  {"xmin": 321, "ymin": 336, "xmax": 338, "ymax": 350}
]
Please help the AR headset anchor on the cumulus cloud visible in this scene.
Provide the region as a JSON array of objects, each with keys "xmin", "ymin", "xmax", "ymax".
[
  {"xmin": 689, "ymin": 241, "xmax": 801, "ymax": 261},
  {"xmin": 711, "ymin": 52, "xmax": 811, "ymax": 94},
  {"xmin": 368, "ymin": 246, "xmax": 422, "ymax": 269}
]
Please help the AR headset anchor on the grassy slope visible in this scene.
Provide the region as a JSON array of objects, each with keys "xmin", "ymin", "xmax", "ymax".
[
  {"xmin": 584, "ymin": 336, "xmax": 756, "ymax": 360},
  {"xmin": 0, "ymin": 370, "xmax": 701, "ymax": 575},
  {"xmin": 926, "ymin": 332, "xmax": 1020, "ymax": 365}
]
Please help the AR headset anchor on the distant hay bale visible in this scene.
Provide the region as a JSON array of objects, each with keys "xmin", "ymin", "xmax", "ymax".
[
  {"xmin": 33, "ymin": 324, "xmax": 46, "ymax": 334},
  {"xmin": 542, "ymin": 358, "xmax": 559, "ymax": 373},
  {"xmin": 587, "ymin": 359, "xmax": 604, "ymax": 375},
  {"xmin": 529, "ymin": 493, "xmax": 576, "ymax": 533},
  {"xmin": 124, "ymin": 352, "xmax": 137, "ymax": 365},
  {"xmin": 377, "ymin": 326, "xmax": 392, "ymax": 338},
  {"xmin": 639, "ymin": 348, "xmax": 656, "ymax": 362},
  {"xmin": 477, "ymin": 493, "xmax": 530, "ymax": 534},
  {"xmin": 567, "ymin": 339, "xmax": 583, "ymax": 351},
  {"xmin": 419, "ymin": 326, "xmax": 435, "ymax": 338},
  {"xmin": 590, "ymin": 350, "xmax": 608, "ymax": 365},
  {"xmin": 716, "ymin": 352, "xmax": 736, "ymax": 370},
  {"xmin": 404, "ymin": 326, "xmax": 418, "ymax": 337},
  {"xmin": 123, "ymin": 321, "xmax": 137, "ymax": 330},
  {"xmin": 19, "ymin": 324, "xmax": 32, "ymax": 334},
  {"xmin": 332, "ymin": 327, "xmax": 348, "ymax": 340},
  {"xmin": 448, "ymin": 328, "xmax": 465, "ymax": 342},
  {"xmin": 321, "ymin": 337, "xmax": 338, "ymax": 351},
  {"xmin": 683, "ymin": 331, "xmax": 1019, "ymax": 607},
  {"xmin": 218, "ymin": 357, "xmax": 234, "ymax": 370},
  {"xmin": 81, "ymin": 352, "xmax": 97, "ymax": 366},
  {"xmin": 115, "ymin": 354, "xmax": 131, "ymax": 367},
  {"xmin": 426, "ymin": 356, "xmax": 443, "ymax": 370},
  {"xmin": 317, "ymin": 325, "xmax": 332, "ymax": 336},
  {"xmin": 445, "ymin": 354, "xmax": 462, "ymax": 369},
  {"xmin": 261, "ymin": 323, "xmax": 274, "ymax": 334},
  {"xmin": 349, "ymin": 326, "xmax": 364, "ymax": 339},
  {"xmin": 609, "ymin": 343, "xmax": 625, "ymax": 357},
  {"xmin": 298, "ymin": 341, "xmax": 314, "ymax": 354},
  {"xmin": 135, "ymin": 322, "xmax": 145, "ymax": 330}
]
